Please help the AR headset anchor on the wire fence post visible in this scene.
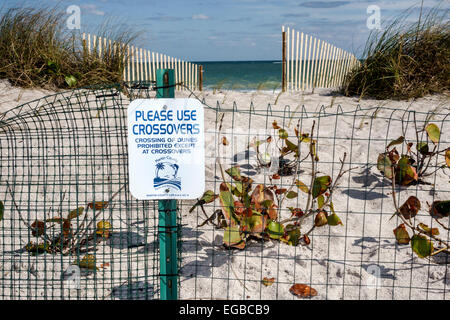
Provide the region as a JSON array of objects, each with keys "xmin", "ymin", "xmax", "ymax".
[{"xmin": 156, "ymin": 69, "xmax": 178, "ymax": 300}]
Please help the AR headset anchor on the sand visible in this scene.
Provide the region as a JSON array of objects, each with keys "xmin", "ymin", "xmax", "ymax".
[{"xmin": 0, "ymin": 79, "xmax": 449, "ymax": 300}]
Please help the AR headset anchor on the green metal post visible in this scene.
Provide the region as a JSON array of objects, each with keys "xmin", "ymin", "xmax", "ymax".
[{"xmin": 156, "ymin": 69, "xmax": 178, "ymax": 300}]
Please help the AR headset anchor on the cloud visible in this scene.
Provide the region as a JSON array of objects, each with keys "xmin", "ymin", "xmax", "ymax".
[
  {"xmin": 146, "ymin": 15, "xmax": 182, "ymax": 22},
  {"xmin": 81, "ymin": 4, "xmax": 105, "ymax": 16},
  {"xmin": 192, "ymin": 14, "xmax": 210, "ymax": 20},
  {"xmin": 299, "ymin": 1, "xmax": 350, "ymax": 8},
  {"xmin": 281, "ymin": 13, "xmax": 310, "ymax": 18}
]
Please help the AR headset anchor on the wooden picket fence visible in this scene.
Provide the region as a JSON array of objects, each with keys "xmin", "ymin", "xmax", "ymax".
[
  {"xmin": 82, "ymin": 33, "xmax": 202, "ymax": 91},
  {"xmin": 281, "ymin": 26, "xmax": 360, "ymax": 92}
]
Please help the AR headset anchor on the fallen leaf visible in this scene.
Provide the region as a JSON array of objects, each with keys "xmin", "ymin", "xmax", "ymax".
[
  {"xmin": 262, "ymin": 277, "xmax": 275, "ymax": 286},
  {"xmin": 399, "ymin": 196, "xmax": 421, "ymax": 219},
  {"xmin": 393, "ymin": 224, "xmax": 410, "ymax": 244},
  {"xmin": 289, "ymin": 284, "xmax": 318, "ymax": 298},
  {"xmin": 222, "ymin": 136, "xmax": 229, "ymax": 146},
  {"xmin": 88, "ymin": 201, "xmax": 109, "ymax": 210}
]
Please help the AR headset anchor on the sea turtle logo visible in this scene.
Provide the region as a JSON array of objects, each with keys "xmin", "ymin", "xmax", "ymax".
[{"xmin": 153, "ymin": 157, "xmax": 181, "ymax": 191}]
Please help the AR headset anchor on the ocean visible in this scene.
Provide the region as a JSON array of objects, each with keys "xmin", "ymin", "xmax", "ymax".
[{"xmin": 195, "ymin": 60, "xmax": 282, "ymax": 92}]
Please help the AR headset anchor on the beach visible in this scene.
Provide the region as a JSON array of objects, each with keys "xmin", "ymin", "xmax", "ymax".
[{"xmin": 0, "ymin": 79, "xmax": 449, "ymax": 299}]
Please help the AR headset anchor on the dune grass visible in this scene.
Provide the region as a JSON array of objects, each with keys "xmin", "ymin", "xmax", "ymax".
[
  {"xmin": 0, "ymin": 6, "xmax": 138, "ymax": 89},
  {"xmin": 341, "ymin": 6, "xmax": 449, "ymax": 100}
]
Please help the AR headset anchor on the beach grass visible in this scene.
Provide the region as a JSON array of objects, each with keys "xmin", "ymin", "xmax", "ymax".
[
  {"xmin": 0, "ymin": 6, "xmax": 138, "ymax": 89},
  {"xmin": 341, "ymin": 6, "xmax": 449, "ymax": 100}
]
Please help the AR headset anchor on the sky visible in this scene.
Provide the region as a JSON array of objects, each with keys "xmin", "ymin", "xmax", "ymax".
[{"xmin": 2, "ymin": 0, "xmax": 449, "ymax": 61}]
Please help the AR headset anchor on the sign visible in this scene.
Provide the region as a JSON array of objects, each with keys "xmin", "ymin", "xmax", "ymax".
[{"xmin": 128, "ymin": 98, "xmax": 205, "ymax": 200}]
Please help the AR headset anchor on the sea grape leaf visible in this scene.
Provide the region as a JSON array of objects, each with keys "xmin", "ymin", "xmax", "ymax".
[
  {"xmin": 377, "ymin": 153, "xmax": 393, "ymax": 179},
  {"xmin": 225, "ymin": 167, "xmax": 241, "ymax": 181},
  {"xmin": 219, "ymin": 183, "xmax": 238, "ymax": 226},
  {"xmin": 88, "ymin": 201, "xmax": 109, "ymax": 210},
  {"xmin": 223, "ymin": 226, "xmax": 244, "ymax": 249},
  {"xmin": 295, "ymin": 180, "xmax": 309, "ymax": 194},
  {"xmin": 283, "ymin": 225, "xmax": 300, "ymax": 246},
  {"xmin": 245, "ymin": 214, "xmax": 266, "ymax": 234},
  {"xmin": 286, "ymin": 191, "xmax": 298, "ymax": 199},
  {"xmin": 317, "ymin": 195, "xmax": 325, "ymax": 209},
  {"xmin": 189, "ymin": 190, "xmax": 218, "ymax": 213},
  {"xmin": 417, "ymin": 223, "xmax": 439, "ymax": 236},
  {"xmin": 289, "ymin": 284, "xmax": 318, "ymax": 298},
  {"xmin": 31, "ymin": 220, "xmax": 46, "ymax": 237},
  {"xmin": 425, "ymin": 123, "xmax": 440, "ymax": 144},
  {"xmin": 399, "ymin": 196, "xmax": 421, "ymax": 219},
  {"xmin": 0, "ymin": 201, "xmax": 3, "ymax": 221},
  {"xmin": 262, "ymin": 277, "xmax": 275, "ymax": 286},
  {"xmin": 326, "ymin": 213, "xmax": 343, "ymax": 226},
  {"xmin": 272, "ymin": 121, "xmax": 280, "ymax": 129},
  {"xmin": 429, "ymin": 200, "xmax": 450, "ymax": 219},
  {"xmin": 387, "ymin": 136, "xmax": 405, "ymax": 149},
  {"xmin": 416, "ymin": 142, "xmax": 429, "ymax": 155},
  {"xmin": 75, "ymin": 254, "xmax": 97, "ymax": 270},
  {"xmin": 266, "ymin": 220, "xmax": 284, "ymax": 240},
  {"xmin": 278, "ymin": 129, "xmax": 288, "ymax": 140},
  {"xmin": 25, "ymin": 242, "xmax": 50, "ymax": 255},
  {"xmin": 67, "ymin": 207, "xmax": 84, "ymax": 220},
  {"xmin": 312, "ymin": 176, "xmax": 331, "ymax": 198},
  {"xmin": 396, "ymin": 156, "xmax": 418, "ymax": 185},
  {"xmin": 314, "ymin": 211, "xmax": 328, "ymax": 227},
  {"xmin": 411, "ymin": 234, "xmax": 433, "ymax": 258},
  {"xmin": 393, "ymin": 224, "xmax": 410, "ymax": 245}
]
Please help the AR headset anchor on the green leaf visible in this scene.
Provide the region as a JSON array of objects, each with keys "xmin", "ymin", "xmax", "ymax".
[
  {"xmin": 225, "ymin": 167, "xmax": 241, "ymax": 181},
  {"xmin": 393, "ymin": 224, "xmax": 410, "ymax": 244},
  {"xmin": 67, "ymin": 207, "xmax": 84, "ymax": 220},
  {"xmin": 266, "ymin": 220, "xmax": 284, "ymax": 240},
  {"xmin": 283, "ymin": 225, "xmax": 301, "ymax": 246},
  {"xmin": 411, "ymin": 234, "xmax": 433, "ymax": 258},
  {"xmin": 425, "ymin": 123, "xmax": 440, "ymax": 144},
  {"xmin": 75, "ymin": 254, "xmax": 97, "ymax": 270},
  {"xmin": 312, "ymin": 176, "xmax": 331, "ymax": 198},
  {"xmin": 377, "ymin": 153, "xmax": 393, "ymax": 179},
  {"xmin": 387, "ymin": 136, "xmax": 404, "ymax": 149},
  {"xmin": 219, "ymin": 183, "xmax": 238, "ymax": 226},
  {"xmin": 326, "ymin": 213, "xmax": 343, "ymax": 226},
  {"xmin": 416, "ymin": 142, "xmax": 429, "ymax": 155},
  {"xmin": 285, "ymin": 139, "xmax": 298, "ymax": 154},
  {"xmin": 418, "ymin": 223, "xmax": 439, "ymax": 236},
  {"xmin": 317, "ymin": 195, "xmax": 325, "ymax": 209},
  {"xmin": 65, "ymin": 75, "xmax": 77, "ymax": 87},
  {"xmin": 396, "ymin": 156, "xmax": 418, "ymax": 185},
  {"xmin": 0, "ymin": 201, "xmax": 4, "ymax": 221},
  {"xmin": 278, "ymin": 129, "xmax": 288, "ymax": 139},
  {"xmin": 223, "ymin": 226, "xmax": 244, "ymax": 248},
  {"xmin": 286, "ymin": 191, "xmax": 298, "ymax": 199},
  {"xmin": 295, "ymin": 180, "xmax": 309, "ymax": 193}
]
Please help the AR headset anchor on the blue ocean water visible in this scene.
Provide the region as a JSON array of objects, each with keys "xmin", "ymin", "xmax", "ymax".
[{"xmin": 195, "ymin": 60, "xmax": 282, "ymax": 91}]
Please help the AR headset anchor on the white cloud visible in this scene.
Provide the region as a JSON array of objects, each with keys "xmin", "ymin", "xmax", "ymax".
[
  {"xmin": 192, "ymin": 14, "xmax": 210, "ymax": 20},
  {"xmin": 81, "ymin": 4, "xmax": 105, "ymax": 16}
]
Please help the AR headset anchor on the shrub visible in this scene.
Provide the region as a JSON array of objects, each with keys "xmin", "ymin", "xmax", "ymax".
[
  {"xmin": 0, "ymin": 6, "xmax": 138, "ymax": 89},
  {"xmin": 341, "ymin": 6, "xmax": 450, "ymax": 100}
]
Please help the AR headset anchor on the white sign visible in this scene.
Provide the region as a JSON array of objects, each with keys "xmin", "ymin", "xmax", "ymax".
[{"xmin": 127, "ymin": 98, "xmax": 205, "ymax": 200}]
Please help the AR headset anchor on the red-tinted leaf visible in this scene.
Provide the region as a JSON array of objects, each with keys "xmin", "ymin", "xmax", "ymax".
[
  {"xmin": 262, "ymin": 277, "xmax": 275, "ymax": 286},
  {"xmin": 399, "ymin": 196, "xmax": 421, "ymax": 219},
  {"xmin": 289, "ymin": 284, "xmax": 318, "ymax": 298},
  {"xmin": 393, "ymin": 224, "xmax": 410, "ymax": 245}
]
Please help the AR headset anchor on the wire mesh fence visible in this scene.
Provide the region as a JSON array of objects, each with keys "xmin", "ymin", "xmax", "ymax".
[{"xmin": 0, "ymin": 83, "xmax": 449, "ymax": 300}]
